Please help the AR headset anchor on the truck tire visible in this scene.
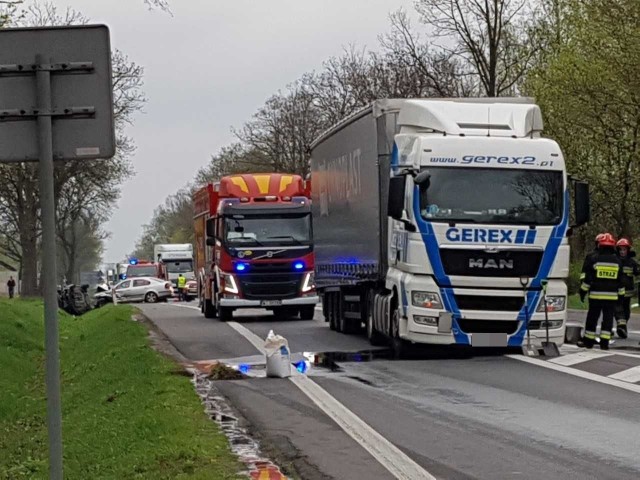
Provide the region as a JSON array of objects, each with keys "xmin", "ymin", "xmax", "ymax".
[
  {"xmin": 203, "ymin": 298, "xmax": 217, "ymax": 319},
  {"xmin": 218, "ymin": 306, "xmax": 233, "ymax": 322},
  {"xmin": 299, "ymin": 305, "xmax": 315, "ymax": 321},
  {"xmin": 367, "ymin": 294, "xmax": 386, "ymax": 346},
  {"xmin": 326, "ymin": 293, "xmax": 336, "ymax": 330},
  {"xmin": 390, "ymin": 303, "xmax": 409, "ymax": 359},
  {"xmin": 332, "ymin": 292, "xmax": 343, "ymax": 333}
]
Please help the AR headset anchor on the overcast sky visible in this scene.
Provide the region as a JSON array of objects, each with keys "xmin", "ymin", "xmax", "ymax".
[{"xmin": 60, "ymin": 0, "xmax": 416, "ymax": 263}]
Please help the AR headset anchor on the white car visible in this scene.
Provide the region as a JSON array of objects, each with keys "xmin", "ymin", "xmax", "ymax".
[{"xmin": 112, "ymin": 277, "xmax": 173, "ymax": 304}]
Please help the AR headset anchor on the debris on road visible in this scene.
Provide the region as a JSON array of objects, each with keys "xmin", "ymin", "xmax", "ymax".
[{"xmin": 265, "ymin": 330, "xmax": 291, "ymax": 378}]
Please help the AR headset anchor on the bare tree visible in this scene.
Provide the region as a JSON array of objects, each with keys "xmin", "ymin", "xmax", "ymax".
[
  {"xmin": 0, "ymin": 1, "xmax": 143, "ymax": 293},
  {"xmin": 415, "ymin": 0, "xmax": 543, "ymax": 97}
]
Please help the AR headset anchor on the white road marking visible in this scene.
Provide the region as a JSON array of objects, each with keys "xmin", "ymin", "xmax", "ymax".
[
  {"xmin": 549, "ymin": 351, "xmax": 614, "ymax": 366},
  {"xmin": 227, "ymin": 321, "xmax": 436, "ymax": 480},
  {"xmin": 609, "ymin": 366, "xmax": 640, "ymax": 383},
  {"xmin": 508, "ymin": 355, "xmax": 640, "ymax": 394}
]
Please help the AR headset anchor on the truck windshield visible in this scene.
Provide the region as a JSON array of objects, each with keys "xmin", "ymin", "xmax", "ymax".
[
  {"xmin": 126, "ymin": 265, "xmax": 157, "ymax": 277},
  {"xmin": 419, "ymin": 167, "xmax": 563, "ymax": 225},
  {"xmin": 225, "ymin": 214, "xmax": 311, "ymax": 245},
  {"xmin": 166, "ymin": 260, "xmax": 193, "ymax": 273}
]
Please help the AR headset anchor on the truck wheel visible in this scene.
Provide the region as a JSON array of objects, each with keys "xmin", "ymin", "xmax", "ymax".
[
  {"xmin": 390, "ymin": 304, "xmax": 409, "ymax": 359},
  {"xmin": 367, "ymin": 295, "xmax": 386, "ymax": 346},
  {"xmin": 299, "ymin": 305, "xmax": 315, "ymax": 321},
  {"xmin": 333, "ymin": 293, "xmax": 344, "ymax": 333},
  {"xmin": 326, "ymin": 293, "xmax": 335, "ymax": 330},
  {"xmin": 218, "ymin": 306, "xmax": 233, "ymax": 322},
  {"xmin": 203, "ymin": 298, "xmax": 217, "ymax": 319}
]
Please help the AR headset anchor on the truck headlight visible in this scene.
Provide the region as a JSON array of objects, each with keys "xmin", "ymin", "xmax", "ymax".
[
  {"xmin": 536, "ymin": 296, "xmax": 565, "ymax": 313},
  {"xmin": 411, "ymin": 291, "xmax": 443, "ymax": 309},
  {"xmin": 302, "ymin": 272, "xmax": 315, "ymax": 293},
  {"xmin": 221, "ymin": 274, "xmax": 239, "ymax": 294}
]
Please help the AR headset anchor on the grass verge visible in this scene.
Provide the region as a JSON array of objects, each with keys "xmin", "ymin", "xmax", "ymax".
[{"xmin": 0, "ymin": 299, "xmax": 240, "ymax": 479}]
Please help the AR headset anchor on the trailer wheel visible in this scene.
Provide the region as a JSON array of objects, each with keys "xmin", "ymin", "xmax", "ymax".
[
  {"xmin": 390, "ymin": 301, "xmax": 409, "ymax": 359},
  {"xmin": 328, "ymin": 292, "xmax": 338, "ymax": 331},
  {"xmin": 203, "ymin": 298, "xmax": 217, "ymax": 319},
  {"xmin": 218, "ymin": 306, "xmax": 233, "ymax": 322},
  {"xmin": 333, "ymin": 292, "xmax": 344, "ymax": 333},
  {"xmin": 299, "ymin": 305, "xmax": 315, "ymax": 321}
]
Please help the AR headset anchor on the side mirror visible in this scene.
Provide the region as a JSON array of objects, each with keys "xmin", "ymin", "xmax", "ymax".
[
  {"xmin": 388, "ymin": 176, "xmax": 406, "ymax": 220},
  {"xmin": 206, "ymin": 237, "xmax": 216, "ymax": 246},
  {"xmin": 414, "ymin": 170, "xmax": 431, "ymax": 187},
  {"xmin": 206, "ymin": 217, "xmax": 216, "ymax": 238},
  {"xmin": 573, "ymin": 181, "xmax": 590, "ymax": 227}
]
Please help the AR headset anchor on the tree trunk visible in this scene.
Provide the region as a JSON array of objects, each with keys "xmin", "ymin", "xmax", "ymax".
[{"xmin": 20, "ymin": 222, "xmax": 39, "ymax": 296}]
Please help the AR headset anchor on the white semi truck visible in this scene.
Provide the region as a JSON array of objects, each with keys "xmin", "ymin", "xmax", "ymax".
[
  {"xmin": 310, "ymin": 98, "xmax": 590, "ymax": 356},
  {"xmin": 154, "ymin": 244, "xmax": 194, "ymax": 289}
]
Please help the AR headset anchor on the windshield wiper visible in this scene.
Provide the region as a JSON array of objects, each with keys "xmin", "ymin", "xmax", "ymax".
[
  {"xmin": 229, "ymin": 237, "xmax": 265, "ymax": 246},
  {"xmin": 267, "ymin": 235, "xmax": 304, "ymax": 245}
]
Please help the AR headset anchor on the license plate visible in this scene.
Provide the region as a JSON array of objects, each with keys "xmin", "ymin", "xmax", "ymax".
[
  {"xmin": 261, "ymin": 300, "xmax": 282, "ymax": 307},
  {"xmin": 471, "ymin": 333, "xmax": 508, "ymax": 347}
]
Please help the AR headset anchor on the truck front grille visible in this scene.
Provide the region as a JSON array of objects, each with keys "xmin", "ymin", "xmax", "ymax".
[
  {"xmin": 455, "ymin": 295, "xmax": 524, "ymax": 312},
  {"xmin": 238, "ymin": 273, "xmax": 303, "ymax": 300},
  {"xmin": 440, "ymin": 249, "xmax": 543, "ymax": 277}
]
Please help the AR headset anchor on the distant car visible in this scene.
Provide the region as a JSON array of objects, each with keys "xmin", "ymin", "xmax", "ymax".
[
  {"xmin": 112, "ymin": 277, "xmax": 173, "ymax": 304},
  {"xmin": 185, "ymin": 279, "xmax": 197, "ymax": 301}
]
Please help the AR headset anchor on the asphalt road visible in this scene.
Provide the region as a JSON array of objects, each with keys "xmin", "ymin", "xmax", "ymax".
[{"xmin": 140, "ymin": 303, "xmax": 640, "ymax": 480}]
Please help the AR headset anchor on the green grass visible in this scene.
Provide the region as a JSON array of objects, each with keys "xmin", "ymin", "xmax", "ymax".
[{"xmin": 0, "ymin": 299, "xmax": 240, "ymax": 479}]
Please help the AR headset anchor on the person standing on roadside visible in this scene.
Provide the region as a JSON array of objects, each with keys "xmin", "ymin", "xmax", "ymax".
[
  {"xmin": 579, "ymin": 233, "xmax": 625, "ymax": 350},
  {"xmin": 7, "ymin": 276, "xmax": 16, "ymax": 299},
  {"xmin": 614, "ymin": 238, "xmax": 638, "ymax": 339},
  {"xmin": 177, "ymin": 274, "xmax": 187, "ymax": 301}
]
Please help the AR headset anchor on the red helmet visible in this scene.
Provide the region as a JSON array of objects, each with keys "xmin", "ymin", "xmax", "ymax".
[
  {"xmin": 595, "ymin": 233, "xmax": 606, "ymax": 242},
  {"xmin": 617, "ymin": 238, "xmax": 632, "ymax": 248},
  {"xmin": 598, "ymin": 233, "xmax": 616, "ymax": 247}
]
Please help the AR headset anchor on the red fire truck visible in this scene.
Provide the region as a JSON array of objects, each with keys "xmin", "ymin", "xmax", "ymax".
[{"xmin": 193, "ymin": 173, "xmax": 317, "ymax": 321}]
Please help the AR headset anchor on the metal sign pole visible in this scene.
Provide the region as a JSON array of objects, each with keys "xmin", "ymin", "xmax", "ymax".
[{"xmin": 35, "ymin": 53, "xmax": 64, "ymax": 480}]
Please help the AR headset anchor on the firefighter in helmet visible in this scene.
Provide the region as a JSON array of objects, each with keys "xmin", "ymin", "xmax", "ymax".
[
  {"xmin": 580, "ymin": 233, "xmax": 607, "ymax": 287},
  {"xmin": 579, "ymin": 233, "xmax": 625, "ymax": 350},
  {"xmin": 615, "ymin": 238, "xmax": 638, "ymax": 339}
]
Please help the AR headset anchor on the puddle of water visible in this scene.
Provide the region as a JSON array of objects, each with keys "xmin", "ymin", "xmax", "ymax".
[
  {"xmin": 305, "ymin": 350, "xmax": 392, "ymax": 372},
  {"xmin": 191, "ymin": 371, "xmax": 288, "ymax": 479}
]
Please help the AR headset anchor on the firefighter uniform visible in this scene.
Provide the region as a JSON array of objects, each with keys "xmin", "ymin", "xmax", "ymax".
[
  {"xmin": 580, "ymin": 235, "xmax": 625, "ymax": 350},
  {"xmin": 615, "ymin": 239, "xmax": 639, "ymax": 338}
]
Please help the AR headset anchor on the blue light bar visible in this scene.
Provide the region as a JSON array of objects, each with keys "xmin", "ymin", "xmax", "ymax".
[
  {"xmin": 293, "ymin": 261, "xmax": 304, "ymax": 270},
  {"xmin": 235, "ymin": 263, "xmax": 248, "ymax": 272},
  {"xmin": 129, "ymin": 258, "xmax": 138, "ymax": 265},
  {"xmin": 238, "ymin": 364, "xmax": 251, "ymax": 374}
]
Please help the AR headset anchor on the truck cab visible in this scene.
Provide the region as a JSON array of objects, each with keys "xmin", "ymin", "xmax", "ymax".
[
  {"xmin": 311, "ymin": 98, "xmax": 590, "ymax": 354},
  {"xmin": 194, "ymin": 173, "xmax": 318, "ymax": 321}
]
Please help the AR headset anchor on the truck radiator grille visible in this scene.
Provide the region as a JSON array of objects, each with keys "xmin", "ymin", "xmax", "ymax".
[
  {"xmin": 238, "ymin": 273, "xmax": 303, "ymax": 300},
  {"xmin": 455, "ymin": 295, "xmax": 524, "ymax": 312},
  {"xmin": 440, "ymin": 249, "xmax": 543, "ymax": 277},
  {"xmin": 457, "ymin": 319, "xmax": 519, "ymax": 334}
]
